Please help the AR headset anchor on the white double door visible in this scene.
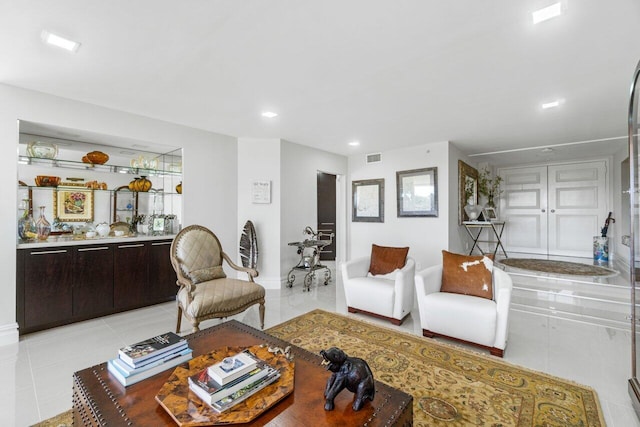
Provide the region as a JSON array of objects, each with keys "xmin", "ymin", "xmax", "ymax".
[{"xmin": 498, "ymin": 160, "xmax": 608, "ymax": 257}]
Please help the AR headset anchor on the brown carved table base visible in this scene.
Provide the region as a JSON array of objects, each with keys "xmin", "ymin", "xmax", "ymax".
[{"xmin": 72, "ymin": 320, "xmax": 412, "ymax": 426}]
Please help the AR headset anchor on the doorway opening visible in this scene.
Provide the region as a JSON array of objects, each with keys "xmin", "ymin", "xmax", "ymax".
[{"xmin": 317, "ymin": 171, "xmax": 336, "ymax": 261}]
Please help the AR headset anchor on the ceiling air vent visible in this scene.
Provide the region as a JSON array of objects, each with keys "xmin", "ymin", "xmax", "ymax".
[{"xmin": 366, "ymin": 153, "xmax": 382, "ymax": 164}]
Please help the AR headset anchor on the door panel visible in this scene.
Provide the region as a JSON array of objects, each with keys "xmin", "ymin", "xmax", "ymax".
[
  {"xmin": 23, "ymin": 249, "xmax": 73, "ymax": 329},
  {"xmin": 555, "ymin": 187, "xmax": 598, "ymax": 208},
  {"xmin": 114, "ymin": 243, "xmax": 149, "ymax": 310},
  {"xmin": 548, "ymin": 161, "xmax": 606, "ymax": 257},
  {"xmin": 498, "ymin": 161, "xmax": 607, "ymax": 257},
  {"xmin": 74, "ymin": 245, "xmax": 114, "ymax": 317},
  {"xmin": 500, "ymin": 166, "xmax": 548, "ymax": 254},
  {"xmin": 554, "ymin": 215, "xmax": 599, "ymax": 252},
  {"xmin": 504, "ymin": 214, "xmax": 543, "ymax": 248},
  {"xmin": 317, "ymin": 172, "xmax": 336, "ymax": 261},
  {"xmin": 505, "ymin": 189, "xmax": 541, "ymax": 208}
]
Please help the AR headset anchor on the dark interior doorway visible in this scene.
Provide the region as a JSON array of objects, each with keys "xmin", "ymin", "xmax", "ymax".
[{"xmin": 317, "ymin": 171, "xmax": 336, "ymax": 261}]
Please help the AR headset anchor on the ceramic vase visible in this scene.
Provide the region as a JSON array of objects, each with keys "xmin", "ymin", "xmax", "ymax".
[
  {"xmin": 129, "ymin": 176, "xmax": 152, "ymax": 192},
  {"xmin": 36, "ymin": 206, "xmax": 51, "ymax": 240}
]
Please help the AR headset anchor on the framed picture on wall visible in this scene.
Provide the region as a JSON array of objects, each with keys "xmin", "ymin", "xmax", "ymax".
[
  {"xmin": 352, "ymin": 179, "xmax": 384, "ymax": 222},
  {"xmin": 251, "ymin": 180, "xmax": 271, "ymax": 204},
  {"xmin": 53, "ymin": 187, "xmax": 94, "ymax": 222},
  {"xmin": 458, "ymin": 160, "xmax": 479, "ymax": 224},
  {"xmin": 396, "ymin": 167, "xmax": 438, "ymax": 217}
]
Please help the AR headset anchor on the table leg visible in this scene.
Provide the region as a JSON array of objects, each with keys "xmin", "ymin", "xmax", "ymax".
[
  {"xmin": 491, "ymin": 223, "xmax": 508, "ymax": 258},
  {"xmin": 463, "ymin": 226, "xmax": 485, "ymax": 255}
]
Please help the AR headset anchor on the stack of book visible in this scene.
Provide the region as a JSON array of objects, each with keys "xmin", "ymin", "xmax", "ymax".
[
  {"xmin": 188, "ymin": 349, "xmax": 280, "ymax": 413},
  {"xmin": 107, "ymin": 332, "xmax": 193, "ymax": 386}
]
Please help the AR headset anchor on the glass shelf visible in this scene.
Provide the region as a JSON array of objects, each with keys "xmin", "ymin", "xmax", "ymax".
[
  {"xmin": 18, "ymin": 184, "xmax": 180, "ymax": 196},
  {"xmin": 18, "ymin": 155, "xmax": 182, "ymax": 177}
]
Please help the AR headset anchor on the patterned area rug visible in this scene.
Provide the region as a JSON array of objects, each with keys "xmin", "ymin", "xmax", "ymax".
[
  {"xmin": 498, "ymin": 258, "xmax": 618, "ymax": 277},
  {"xmin": 31, "ymin": 409, "xmax": 71, "ymax": 427},
  {"xmin": 266, "ymin": 309, "xmax": 605, "ymax": 427}
]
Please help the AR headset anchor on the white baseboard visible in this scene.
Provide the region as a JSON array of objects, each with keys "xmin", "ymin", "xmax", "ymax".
[{"xmin": 0, "ymin": 322, "xmax": 19, "ymax": 346}]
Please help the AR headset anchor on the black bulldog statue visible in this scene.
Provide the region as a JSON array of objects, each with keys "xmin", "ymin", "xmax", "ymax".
[{"xmin": 320, "ymin": 347, "xmax": 375, "ymax": 411}]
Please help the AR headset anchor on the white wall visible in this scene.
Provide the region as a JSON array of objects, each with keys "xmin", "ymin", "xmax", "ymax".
[
  {"xmin": 237, "ymin": 138, "xmax": 282, "ymax": 288},
  {"xmin": 280, "ymin": 140, "xmax": 348, "ymax": 282},
  {"xmin": 0, "ymin": 84, "xmax": 238, "ymax": 344},
  {"xmin": 347, "ymin": 141, "xmax": 450, "ymax": 271},
  {"xmin": 236, "ymin": 139, "xmax": 347, "ymax": 289}
]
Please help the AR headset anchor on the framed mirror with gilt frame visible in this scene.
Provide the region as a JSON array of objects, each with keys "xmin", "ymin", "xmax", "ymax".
[{"xmin": 458, "ymin": 160, "xmax": 478, "ymax": 224}]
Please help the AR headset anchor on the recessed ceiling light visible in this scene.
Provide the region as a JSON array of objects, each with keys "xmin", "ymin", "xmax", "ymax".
[
  {"xmin": 542, "ymin": 99, "xmax": 564, "ymax": 109},
  {"xmin": 532, "ymin": 3, "xmax": 563, "ymax": 24},
  {"xmin": 261, "ymin": 111, "xmax": 278, "ymax": 118},
  {"xmin": 41, "ymin": 30, "xmax": 81, "ymax": 52},
  {"xmin": 348, "ymin": 141, "xmax": 360, "ymax": 146}
]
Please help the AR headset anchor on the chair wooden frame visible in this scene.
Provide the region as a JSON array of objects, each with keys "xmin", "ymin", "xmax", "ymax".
[{"xmin": 170, "ymin": 225, "xmax": 265, "ymax": 333}]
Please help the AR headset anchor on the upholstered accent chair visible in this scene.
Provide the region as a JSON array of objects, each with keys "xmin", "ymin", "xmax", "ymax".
[
  {"xmin": 414, "ymin": 260, "xmax": 512, "ymax": 357},
  {"xmin": 342, "ymin": 245, "xmax": 415, "ymax": 325},
  {"xmin": 170, "ymin": 225, "xmax": 265, "ymax": 333}
]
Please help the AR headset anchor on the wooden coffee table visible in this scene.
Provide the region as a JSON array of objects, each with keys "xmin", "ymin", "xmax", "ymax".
[{"xmin": 72, "ymin": 320, "xmax": 413, "ymax": 426}]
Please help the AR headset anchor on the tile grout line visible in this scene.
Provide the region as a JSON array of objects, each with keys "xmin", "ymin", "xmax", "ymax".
[{"xmin": 24, "ymin": 339, "xmax": 42, "ymax": 422}]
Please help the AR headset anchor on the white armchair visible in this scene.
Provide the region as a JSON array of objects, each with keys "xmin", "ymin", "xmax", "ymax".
[
  {"xmin": 414, "ymin": 264, "xmax": 512, "ymax": 357},
  {"xmin": 342, "ymin": 256, "xmax": 415, "ymax": 325}
]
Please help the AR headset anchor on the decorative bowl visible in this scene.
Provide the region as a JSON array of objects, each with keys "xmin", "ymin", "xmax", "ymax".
[
  {"xmin": 35, "ymin": 175, "xmax": 61, "ymax": 187},
  {"xmin": 464, "ymin": 204, "xmax": 484, "ymax": 221},
  {"xmin": 27, "ymin": 141, "xmax": 58, "ymax": 159},
  {"xmin": 85, "ymin": 151, "xmax": 109, "ymax": 164}
]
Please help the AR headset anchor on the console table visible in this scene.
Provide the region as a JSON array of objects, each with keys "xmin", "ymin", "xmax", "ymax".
[
  {"xmin": 72, "ymin": 320, "xmax": 412, "ymax": 426},
  {"xmin": 462, "ymin": 221, "xmax": 508, "ymax": 258}
]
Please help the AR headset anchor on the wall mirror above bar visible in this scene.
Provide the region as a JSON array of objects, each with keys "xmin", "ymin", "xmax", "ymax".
[{"xmin": 17, "ymin": 120, "xmax": 183, "ymax": 241}]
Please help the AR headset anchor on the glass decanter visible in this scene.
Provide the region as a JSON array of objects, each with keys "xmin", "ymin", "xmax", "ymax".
[{"xmin": 36, "ymin": 206, "xmax": 51, "ymax": 240}]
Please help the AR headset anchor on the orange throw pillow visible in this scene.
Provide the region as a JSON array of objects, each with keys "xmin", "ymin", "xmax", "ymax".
[
  {"xmin": 368, "ymin": 244, "xmax": 409, "ymax": 275},
  {"xmin": 441, "ymin": 250, "xmax": 494, "ymax": 299}
]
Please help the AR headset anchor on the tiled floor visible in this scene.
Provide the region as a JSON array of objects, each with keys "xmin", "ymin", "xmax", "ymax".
[{"xmin": 1, "ymin": 264, "xmax": 639, "ymax": 426}]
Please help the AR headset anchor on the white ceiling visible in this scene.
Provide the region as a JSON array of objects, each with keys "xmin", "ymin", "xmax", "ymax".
[{"xmin": 2, "ymin": 1, "xmax": 639, "ymax": 164}]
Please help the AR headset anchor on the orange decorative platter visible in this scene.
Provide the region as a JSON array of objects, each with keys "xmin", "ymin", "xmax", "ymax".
[{"xmin": 155, "ymin": 345, "xmax": 294, "ymax": 426}]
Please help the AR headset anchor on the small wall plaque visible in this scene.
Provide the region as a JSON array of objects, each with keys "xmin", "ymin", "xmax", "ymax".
[{"xmin": 251, "ymin": 180, "xmax": 271, "ymax": 204}]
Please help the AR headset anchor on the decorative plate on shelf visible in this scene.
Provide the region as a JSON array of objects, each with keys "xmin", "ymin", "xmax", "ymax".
[{"xmin": 155, "ymin": 345, "xmax": 294, "ymax": 426}]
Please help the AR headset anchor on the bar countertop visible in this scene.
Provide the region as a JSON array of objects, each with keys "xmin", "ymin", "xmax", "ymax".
[{"xmin": 17, "ymin": 233, "xmax": 176, "ymax": 249}]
